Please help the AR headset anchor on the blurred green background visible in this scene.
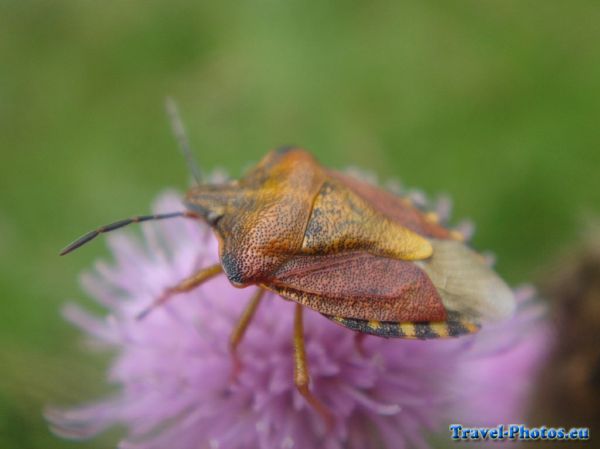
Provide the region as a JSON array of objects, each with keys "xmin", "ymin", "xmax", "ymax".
[{"xmin": 1, "ymin": 1, "xmax": 599, "ymax": 447}]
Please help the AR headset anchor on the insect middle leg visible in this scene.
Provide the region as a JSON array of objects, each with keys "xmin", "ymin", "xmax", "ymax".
[
  {"xmin": 354, "ymin": 332, "xmax": 368, "ymax": 357},
  {"xmin": 293, "ymin": 303, "xmax": 334, "ymax": 428},
  {"xmin": 229, "ymin": 287, "xmax": 266, "ymax": 378},
  {"xmin": 137, "ymin": 263, "xmax": 222, "ymax": 319}
]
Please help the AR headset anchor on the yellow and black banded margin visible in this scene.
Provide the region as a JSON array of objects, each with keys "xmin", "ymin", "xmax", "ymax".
[{"xmin": 323, "ymin": 312, "xmax": 480, "ymax": 339}]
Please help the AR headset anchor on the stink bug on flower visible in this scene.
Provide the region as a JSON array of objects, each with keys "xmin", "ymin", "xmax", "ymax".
[{"xmin": 61, "ymin": 101, "xmax": 515, "ymax": 424}]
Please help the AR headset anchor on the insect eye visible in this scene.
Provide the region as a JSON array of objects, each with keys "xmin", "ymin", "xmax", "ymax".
[{"xmin": 207, "ymin": 212, "xmax": 223, "ymax": 226}]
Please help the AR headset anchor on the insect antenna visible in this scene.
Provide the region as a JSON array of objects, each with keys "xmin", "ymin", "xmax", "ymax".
[
  {"xmin": 60, "ymin": 211, "xmax": 198, "ymax": 256},
  {"xmin": 165, "ymin": 96, "xmax": 203, "ymax": 185}
]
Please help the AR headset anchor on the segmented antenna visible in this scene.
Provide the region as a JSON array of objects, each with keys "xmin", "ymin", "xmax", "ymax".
[
  {"xmin": 165, "ymin": 96, "xmax": 202, "ymax": 184},
  {"xmin": 60, "ymin": 211, "xmax": 197, "ymax": 256}
]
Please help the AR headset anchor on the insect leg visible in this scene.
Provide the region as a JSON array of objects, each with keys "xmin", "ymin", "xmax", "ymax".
[
  {"xmin": 230, "ymin": 287, "xmax": 266, "ymax": 352},
  {"xmin": 136, "ymin": 263, "xmax": 222, "ymax": 319},
  {"xmin": 228, "ymin": 287, "xmax": 266, "ymax": 379},
  {"xmin": 293, "ymin": 303, "xmax": 334, "ymax": 429},
  {"xmin": 353, "ymin": 332, "xmax": 368, "ymax": 357}
]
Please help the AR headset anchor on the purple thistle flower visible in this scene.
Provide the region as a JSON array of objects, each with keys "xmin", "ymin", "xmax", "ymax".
[
  {"xmin": 47, "ymin": 190, "xmax": 549, "ymax": 449},
  {"xmin": 449, "ymin": 286, "xmax": 550, "ymax": 427}
]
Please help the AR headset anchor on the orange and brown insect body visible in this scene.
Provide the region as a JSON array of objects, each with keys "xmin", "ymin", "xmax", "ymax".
[
  {"xmin": 183, "ymin": 147, "xmax": 515, "ymax": 338},
  {"xmin": 63, "ymin": 147, "xmax": 515, "ymax": 340}
]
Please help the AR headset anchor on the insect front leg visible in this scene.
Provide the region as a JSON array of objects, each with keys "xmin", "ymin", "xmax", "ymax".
[
  {"xmin": 229, "ymin": 287, "xmax": 266, "ymax": 379},
  {"xmin": 293, "ymin": 303, "xmax": 334, "ymax": 429},
  {"xmin": 137, "ymin": 264, "xmax": 222, "ymax": 319}
]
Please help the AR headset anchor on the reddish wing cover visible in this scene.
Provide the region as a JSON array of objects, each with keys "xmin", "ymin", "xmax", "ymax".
[{"xmin": 266, "ymin": 252, "xmax": 447, "ymax": 322}]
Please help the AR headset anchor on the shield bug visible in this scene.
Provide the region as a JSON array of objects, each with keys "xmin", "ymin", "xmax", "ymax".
[{"xmin": 61, "ymin": 107, "xmax": 515, "ymax": 423}]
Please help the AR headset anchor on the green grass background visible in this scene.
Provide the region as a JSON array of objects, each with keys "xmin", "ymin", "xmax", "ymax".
[{"xmin": 1, "ymin": 1, "xmax": 599, "ymax": 447}]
